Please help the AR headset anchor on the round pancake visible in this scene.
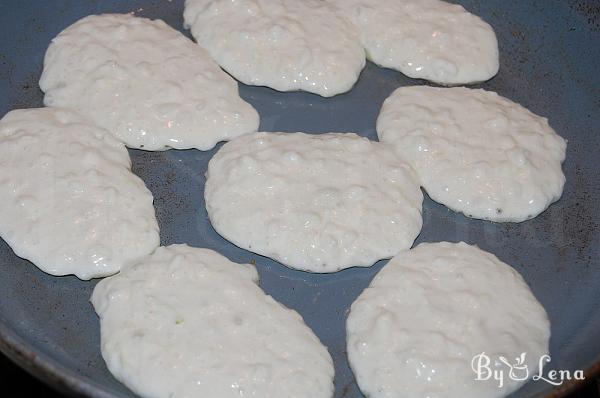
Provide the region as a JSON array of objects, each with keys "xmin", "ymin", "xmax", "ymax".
[
  {"xmin": 91, "ymin": 244, "xmax": 334, "ymax": 398},
  {"xmin": 40, "ymin": 14, "xmax": 259, "ymax": 150},
  {"xmin": 347, "ymin": 241, "xmax": 550, "ymax": 398},
  {"xmin": 0, "ymin": 108, "xmax": 159, "ymax": 279},
  {"xmin": 204, "ymin": 132, "xmax": 423, "ymax": 272},
  {"xmin": 377, "ymin": 86, "xmax": 567, "ymax": 222},
  {"xmin": 184, "ymin": 0, "xmax": 365, "ymax": 97},
  {"xmin": 328, "ymin": 0, "xmax": 498, "ymax": 85}
]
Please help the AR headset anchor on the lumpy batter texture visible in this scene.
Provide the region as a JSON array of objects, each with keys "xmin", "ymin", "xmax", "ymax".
[
  {"xmin": 40, "ymin": 14, "xmax": 259, "ymax": 150},
  {"xmin": 347, "ymin": 242, "xmax": 550, "ymax": 398},
  {"xmin": 0, "ymin": 108, "xmax": 159, "ymax": 279},
  {"xmin": 377, "ymin": 86, "xmax": 567, "ymax": 222},
  {"xmin": 205, "ymin": 132, "xmax": 423, "ymax": 272},
  {"xmin": 184, "ymin": 0, "xmax": 366, "ymax": 97},
  {"xmin": 92, "ymin": 245, "xmax": 334, "ymax": 398},
  {"xmin": 328, "ymin": 0, "xmax": 499, "ymax": 85}
]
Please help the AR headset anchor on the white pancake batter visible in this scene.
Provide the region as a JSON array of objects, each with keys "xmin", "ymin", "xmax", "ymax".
[
  {"xmin": 347, "ymin": 241, "xmax": 550, "ymax": 398},
  {"xmin": 0, "ymin": 108, "xmax": 159, "ymax": 279},
  {"xmin": 183, "ymin": 0, "xmax": 366, "ymax": 97},
  {"xmin": 377, "ymin": 86, "xmax": 567, "ymax": 222},
  {"xmin": 328, "ymin": 0, "xmax": 499, "ymax": 85},
  {"xmin": 92, "ymin": 244, "xmax": 334, "ymax": 398},
  {"xmin": 204, "ymin": 132, "xmax": 423, "ymax": 272},
  {"xmin": 40, "ymin": 14, "xmax": 259, "ymax": 151}
]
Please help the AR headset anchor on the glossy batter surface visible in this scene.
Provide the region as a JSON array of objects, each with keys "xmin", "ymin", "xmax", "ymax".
[
  {"xmin": 205, "ymin": 132, "xmax": 423, "ymax": 272},
  {"xmin": 377, "ymin": 86, "xmax": 567, "ymax": 222},
  {"xmin": 40, "ymin": 14, "xmax": 259, "ymax": 150},
  {"xmin": 184, "ymin": 0, "xmax": 366, "ymax": 97},
  {"xmin": 0, "ymin": 108, "xmax": 159, "ymax": 279},
  {"xmin": 347, "ymin": 242, "xmax": 550, "ymax": 398},
  {"xmin": 92, "ymin": 245, "xmax": 334, "ymax": 398}
]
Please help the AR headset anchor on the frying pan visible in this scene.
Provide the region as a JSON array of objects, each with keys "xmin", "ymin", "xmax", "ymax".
[{"xmin": 0, "ymin": 1, "xmax": 598, "ymax": 397}]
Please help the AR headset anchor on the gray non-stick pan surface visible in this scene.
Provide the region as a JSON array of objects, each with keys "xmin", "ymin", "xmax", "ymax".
[{"xmin": 0, "ymin": 1, "xmax": 598, "ymax": 397}]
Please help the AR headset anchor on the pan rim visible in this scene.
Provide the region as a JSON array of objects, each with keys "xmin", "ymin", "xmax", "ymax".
[{"xmin": 1, "ymin": 313, "xmax": 599, "ymax": 398}]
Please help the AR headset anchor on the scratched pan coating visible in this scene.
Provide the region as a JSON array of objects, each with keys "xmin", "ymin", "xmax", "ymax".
[{"xmin": 0, "ymin": 1, "xmax": 598, "ymax": 397}]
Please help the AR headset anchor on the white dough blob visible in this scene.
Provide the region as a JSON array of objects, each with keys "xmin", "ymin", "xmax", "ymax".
[
  {"xmin": 91, "ymin": 244, "xmax": 334, "ymax": 398},
  {"xmin": 205, "ymin": 132, "xmax": 423, "ymax": 273},
  {"xmin": 377, "ymin": 86, "xmax": 567, "ymax": 222},
  {"xmin": 183, "ymin": 0, "xmax": 366, "ymax": 97},
  {"xmin": 40, "ymin": 14, "xmax": 259, "ymax": 151},
  {"xmin": 347, "ymin": 241, "xmax": 550, "ymax": 398},
  {"xmin": 0, "ymin": 108, "xmax": 159, "ymax": 279},
  {"xmin": 328, "ymin": 0, "xmax": 499, "ymax": 85}
]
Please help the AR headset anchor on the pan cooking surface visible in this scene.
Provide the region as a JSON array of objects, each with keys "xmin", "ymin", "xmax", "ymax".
[{"xmin": 0, "ymin": 1, "xmax": 598, "ymax": 397}]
